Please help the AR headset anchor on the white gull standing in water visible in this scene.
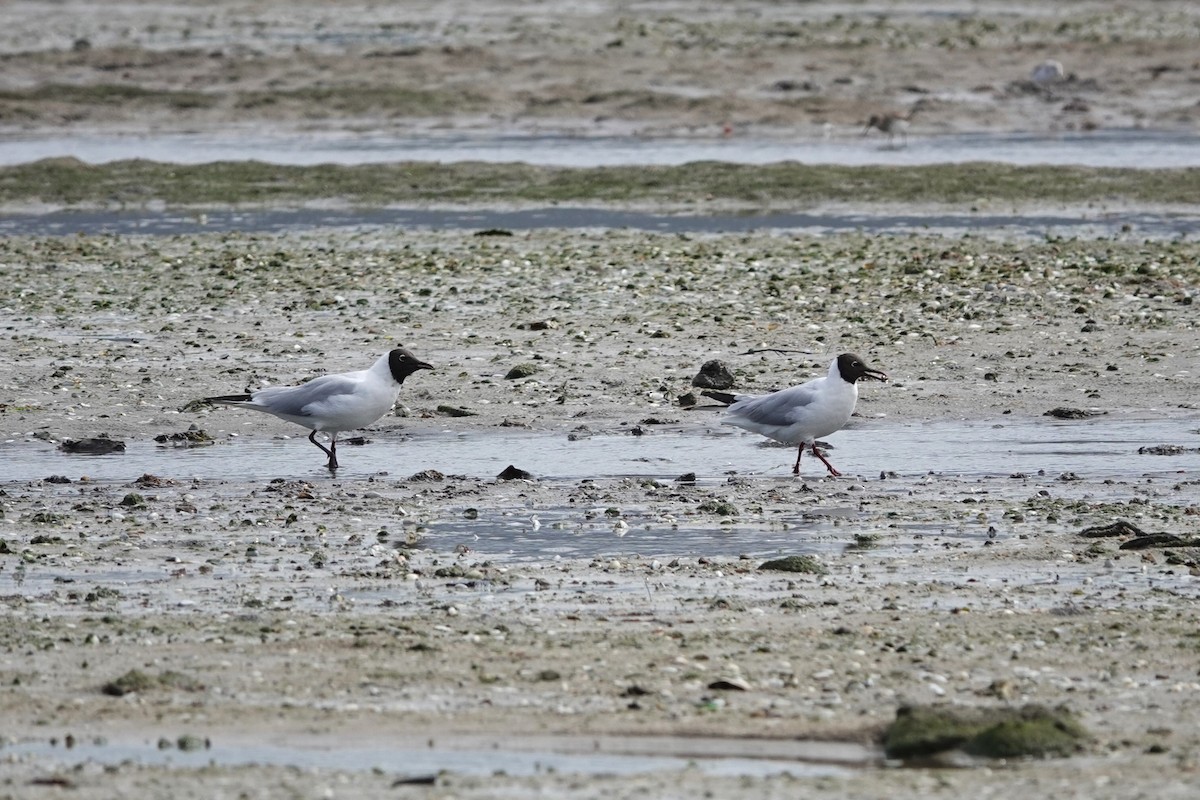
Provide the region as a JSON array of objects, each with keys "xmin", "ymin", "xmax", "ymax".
[
  {"xmin": 204, "ymin": 347, "xmax": 432, "ymax": 470},
  {"xmin": 721, "ymin": 353, "xmax": 887, "ymax": 476}
]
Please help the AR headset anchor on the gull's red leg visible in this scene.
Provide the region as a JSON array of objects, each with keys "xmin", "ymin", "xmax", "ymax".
[{"xmin": 812, "ymin": 443, "xmax": 842, "ymax": 477}]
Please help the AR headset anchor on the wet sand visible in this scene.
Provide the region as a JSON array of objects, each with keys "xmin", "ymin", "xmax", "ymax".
[
  {"xmin": 3, "ymin": 225, "xmax": 1200, "ymax": 798},
  {"xmin": 3, "ymin": 2, "xmax": 1200, "ymax": 798}
]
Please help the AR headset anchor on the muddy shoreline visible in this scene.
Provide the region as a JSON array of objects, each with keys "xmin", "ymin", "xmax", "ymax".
[
  {"xmin": 3, "ymin": 224, "xmax": 1199, "ymax": 798},
  {"xmin": 4, "ymin": 2, "xmax": 1200, "ymax": 798}
]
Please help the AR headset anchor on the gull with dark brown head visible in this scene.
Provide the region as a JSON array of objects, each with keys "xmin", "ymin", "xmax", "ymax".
[
  {"xmin": 721, "ymin": 353, "xmax": 887, "ymax": 477},
  {"xmin": 204, "ymin": 347, "xmax": 432, "ymax": 470}
]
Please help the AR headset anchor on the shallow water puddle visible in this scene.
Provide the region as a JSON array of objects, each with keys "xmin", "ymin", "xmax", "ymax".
[
  {"xmin": 4, "ymin": 129, "xmax": 1199, "ymax": 168},
  {"xmin": 2, "ymin": 205, "xmax": 1197, "ymax": 239},
  {"xmin": 2, "ymin": 412, "xmax": 1196, "ymax": 484},
  {"xmin": 5, "ymin": 732, "xmax": 872, "ymax": 778}
]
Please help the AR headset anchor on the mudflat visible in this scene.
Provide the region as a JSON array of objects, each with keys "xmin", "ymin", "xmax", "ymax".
[{"xmin": 2, "ymin": 2, "xmax": 1200, "ymax": 798}]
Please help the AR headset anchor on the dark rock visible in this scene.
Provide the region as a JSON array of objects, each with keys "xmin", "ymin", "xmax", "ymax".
[
  {"xmin": 1139, "ymin": 444, "xmax": 1197, "ymax": 455},
  {"xmin": 1044, "ymin": 407, "xmax": 1104, "ymax": 419},
  {"xmin": 176, "ymin": 734, "xmax": 207, "ymax": 752},
  {"xmin": 675, "ymin": 472, "xmax": 697, "ymax": 483},
  {"xmin": 515, "ymin": 319, "xmax": 560, "ymax": 331},
  {"xmin": 408, "ymin": 469, "xmax": 445, "ymax": 482},
  {"xmin": 1119, "ymin": 534, "xmax": 1199, "ymax": 550},
  {"xmin": 1079, "ymin": 520, "xmax": 1146, "ymax": 538},
  {"xmin": 436, "ymin": 405, "xmax": 476, "ymax": 417},
  {"xmin": 505, "ymin": 363, "xmax": 540, "ymax": 379},
  {"xmin": 153, "ymin": 429, "xmax": 214, "ymax": 447},
  {"xmin": 759, "ymin": 555, "xmax": 827, "ymax": 574},
  {"xmin": 119, "ymin": 493, "xmax": 146, "ymax": 508},
  {"xmin": 135, "ymin": 474, "xmax": 177, "ymax": 488},
  {"xmin": 60, "ymin": 437, "xmax": 125, "ymax": 455},
  {"xmin": 497, "ymin": 464, "xmax": 534, "ymax": 480},
  {"xmin": 473, "ymin": 228, "xmax": 513, "ymax": 237},
  {"xmin": 101, "ymin": 669, "xmax": 156, "ymax": 697},
  {"xmin": 692, "ymin": 360, "xmax": 735, "ymax": 390},
  {"xmin": 677, "ymin": 392, "xmax": 698, "ymax": 407},
  {"xmin": 698, "ymin": 499, "xmax": 738, "ymax": 516}
]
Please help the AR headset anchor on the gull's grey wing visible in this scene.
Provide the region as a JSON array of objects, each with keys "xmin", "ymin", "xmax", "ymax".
[
  {"xmin": 726, "ymin": 382, "xmax": 822, "ymax": 427},
  {"xmin": 250, "ymin": 374, "xmax": 360, "ymax": 417}
]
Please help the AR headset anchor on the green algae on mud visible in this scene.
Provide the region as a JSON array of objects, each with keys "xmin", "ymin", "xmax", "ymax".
[
  {"xmin": 4, "ymin": 158, "xmax": 1200, "ymax": 209},
  {"xmin": 0, "ymin": 82, "xmax": 486, "ymax": 118},
  {"xmin": 883, "ymin": 704, "xmax": 1090, "ymax": 761}
]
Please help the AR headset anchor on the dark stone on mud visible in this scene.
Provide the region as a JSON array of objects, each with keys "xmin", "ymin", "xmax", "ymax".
[
  {"xmin": 1138, "ymin": 444, "xmax": 1198, "ymax": 455},
  {"xmin": 44, "ymin": 475, "xmax": 72, "ymax": 484},
  {"xmin": 134, "ymin": 473, "xmax": 177, "ymax": 488},
  {"xmin": 119, "ymin": 492, "xmax": 147, "ymax": 508},
  {"xmin": 883, "ymin": 704, "xmax": 1089, "ymax": 760},
  {"xmin": 1079, "ymin": 520, "xmax": 1146, "ymax": 538},
  {"xmin": 677, "ymin": 391, "xmax": 698, "ymax": 407},
  {"xmin": 473, "ymin": 228, "xmax": 513, "ymax": 237},
  {"xmin": 692, "ymin": 359, "xmax": 735, "ymax": 389},
  {"xmin": 759, "ymin": 555, "xmax": 827, "ymax": 574},
  {"xmin": 1119, "ymin": 534, "xmax": 1200, "ymax": 550},
  {"xmin": 60, "ymin": 437, "xmax": 125, "ymax": 454},
  {"xmin": 437, "ymin": 405, "xmax": 477, "ymax": 417},
  {"xmin": 153, "ymin": 429, "xmax": 214, "ymax": 447},
  {"xmin": 505, "ymin": 363, "xmax": 540, "ymax": 379},
  {"xmin": 1044, "ymin": 407, "xmax": 1104, "ymax": 419},
  {"xmin": 497, "ymin": 464, "xmax": 534, "ymax": 480},
  {"xmin": 516, "ymin": 319, "xmax": 560, "ymax": 331},
  {"xmin": 408, "ymin": 469, "xmax": 445, "ymax": 482},
  {"xmin": 675, "ymin": 472, "xmax": 697, "ymax": 483},
  {"xmin": 101, "ymin": 669, "xmax": 156, "ymax": 697},
  {"xmin": 698, "ymin": 499, "xmax": 738, "ymax": 516}
]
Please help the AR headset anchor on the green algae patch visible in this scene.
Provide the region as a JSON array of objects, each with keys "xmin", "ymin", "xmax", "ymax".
[
  {"xmin": 883, "ymin": 704, "xmax": 1089, "ymax": 760},
  {"xmin": 3, "ymin": 158, "xmax": 1199, "ymax": 209},
  {"xmin": 101, "ymin": 669, "xmax": 158, "ymax": 696},
  {"xmin": 102, "ymin": 668, "xmax": 204, "ymax": 697},
  {"xmin": 758, "ymin": 555, "xmax": 827, "ymax": 574}
]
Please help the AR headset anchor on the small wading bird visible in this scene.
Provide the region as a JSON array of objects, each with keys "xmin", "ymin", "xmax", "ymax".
[
  {"xmin": 719, "ymin": 353, "xmax": 888, "ymax": 477},
  {"xmin": 204, "ymin": 348, "xmax": 432, "ymax": 470},
  {"xmin": 863, "ymin": 110, "xmax": 914, "ymax": 147}
]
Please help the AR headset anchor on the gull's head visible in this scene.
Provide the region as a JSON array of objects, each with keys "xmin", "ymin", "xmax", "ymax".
[
  {"xmin": 388, "ymin": 347, "xmax": 434, "ymax": 383},
  {"xmin": 835, "ymin": 353, "xmax": 888, "ymax": 384}
]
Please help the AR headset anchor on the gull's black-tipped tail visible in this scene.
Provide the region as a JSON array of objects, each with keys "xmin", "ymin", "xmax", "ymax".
[
  {"xmin": 701, "ymin": 390, "xmax": 739, "ymax": 406},
  {"xmin": 205, "ymin": 394, "xmax": 253, "ymax": 405}
]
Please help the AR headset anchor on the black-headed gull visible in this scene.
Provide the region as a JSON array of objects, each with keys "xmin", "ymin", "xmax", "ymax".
[
  {"xmin": 721, "ymin": 353, "xmax": 887, "ymax": 477},
  {"xmin": 205, "ymin": 348, "xmax": 432, "ymax": 470}
]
